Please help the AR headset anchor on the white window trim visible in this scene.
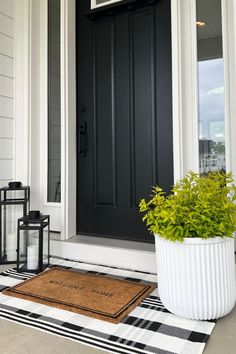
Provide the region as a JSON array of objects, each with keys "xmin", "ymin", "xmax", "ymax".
[
  {"xmin": 171, "ymin": 0, "xmax": 236, "ymax": 182},
  {"xmin": 171, "ymin": 0, "xmax": 199, "ymax": 181},
  {"xmin": 222, "ymin": 0, "xmax": 236, "ymax": 178},
  {"xmin": 60, "ymin": 0, "xmax": 76, "ymax": 239}
]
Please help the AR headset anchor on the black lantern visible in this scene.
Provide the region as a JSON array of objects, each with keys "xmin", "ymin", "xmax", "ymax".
[
  {"xmin": 0, "ymin": 183, "xmax": 30, "ymax": 264},
  {"xmin": 17, "ymin": 211, "xmax": 50, "ymax": 273}
]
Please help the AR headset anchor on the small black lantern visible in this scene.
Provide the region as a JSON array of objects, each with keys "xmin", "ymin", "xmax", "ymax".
[
  {"xmin": 17, "ymin": 211, "xmax": 50, "ymax": 273},
  {"xmin": 0, "ymin": 183, "xmax": 30, "ymax": 264}
]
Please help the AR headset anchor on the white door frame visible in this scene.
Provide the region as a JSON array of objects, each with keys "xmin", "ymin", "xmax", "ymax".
[
  {"xmin": 15, "ymin": 0, "xmax": 236, "ymax": 240},
  {"xmin": 222, "ymin": 0, "xmax": 236, "ymax": 178},
  {"xmin": 60, "ymin": 0, "xmax": 76, "ymax": 239},
  {"xmin": 171, "ymin": 0, "xmax": 199, "ymax": 180}
]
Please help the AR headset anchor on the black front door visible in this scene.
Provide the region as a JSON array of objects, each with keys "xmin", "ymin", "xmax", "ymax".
[{"xmin": 76, "ymin": 0, "xmax": 173, "ymax": 242}]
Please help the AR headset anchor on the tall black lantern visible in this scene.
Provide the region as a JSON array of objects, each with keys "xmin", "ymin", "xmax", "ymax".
[
  {"xmin": 17, "ymin": 211, "xmax": 50, "ymax": 273},
  {"xmin": 0, "ymin": 183, "xmax": 30, "ymax": 264}
]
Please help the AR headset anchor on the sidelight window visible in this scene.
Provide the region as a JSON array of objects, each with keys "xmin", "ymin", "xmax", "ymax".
[
  {"xmin": 48, "ymin": 0, "xmax": 61, "ymax": 202},
  {"xmin": 196, "ymin": 0, "xmax": 226, "ymax": 175}
]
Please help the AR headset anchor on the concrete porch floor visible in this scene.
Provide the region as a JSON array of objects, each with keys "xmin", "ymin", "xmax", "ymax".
[{"xmin": 0, "ymin": 264, "xmax": 236, "ymax": 354}]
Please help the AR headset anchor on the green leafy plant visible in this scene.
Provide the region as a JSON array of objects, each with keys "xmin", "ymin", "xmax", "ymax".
[{"xmin": 139, "ymin": 171, "xmax": 236, "ymax": 242}]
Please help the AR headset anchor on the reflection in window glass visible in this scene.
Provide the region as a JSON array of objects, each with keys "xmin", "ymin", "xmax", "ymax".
[
  {"xmin": 196, "ymin": 0, "xmax": 225, "ymax": 175},
  {"xmin": 48, "ymin": 0, "xmax": 61, "ymax": 202}
]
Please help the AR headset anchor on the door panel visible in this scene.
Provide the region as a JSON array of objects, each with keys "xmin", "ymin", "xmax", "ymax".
[
  {"xmin": 76, "ymin": 0, "xmax": 173, "ymax": 242},
  {"xmin": 129, "ymin": 10, "xmax": 156, "ymax": 208},
  {"xmin": 93, "ymin": 21, "xmax": 116, "ymax": 207}
]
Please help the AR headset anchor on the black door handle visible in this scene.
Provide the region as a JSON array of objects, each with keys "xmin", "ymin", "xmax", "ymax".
[{"xmin": 79, "ymin": 121, "xmax": 87, "ymax": 157}]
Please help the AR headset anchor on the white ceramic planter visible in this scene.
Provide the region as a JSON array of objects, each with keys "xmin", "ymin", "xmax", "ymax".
[{"xmin": 155, "ymin": 235, "xmax": 236, "ymax": 320}]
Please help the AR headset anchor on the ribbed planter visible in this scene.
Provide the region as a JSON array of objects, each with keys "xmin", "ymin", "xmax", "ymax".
[{"xmin": 155, "ymin": 235, "xmax": 236, "ymax": 320}]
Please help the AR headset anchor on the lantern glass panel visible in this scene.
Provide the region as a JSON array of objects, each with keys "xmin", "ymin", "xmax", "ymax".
[
  {"xmin": 18, "ymin": 229, "xmax": 39, "ymax": 271},
  {"xmin": 1, "ymin": 204, "xmax": 18, "ymax": 262},
  {"xmin": 43, "ymin": 227, "xmax": 50, "ymax": 268},
  {"xmin": 17, "ymin": 219, "xmax": 50, "ymax": 273},
  {"xmin": 0, "ymin": 188, "xmax": 30, "ymax": 264}
]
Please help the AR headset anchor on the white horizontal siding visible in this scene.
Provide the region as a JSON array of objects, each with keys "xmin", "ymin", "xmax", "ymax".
[
  {"xmin": 0, "ymin": 0, "xmax": 14, "ymax": 19},
  {"xmin": 0, "ymin": 160, "xmax": 13, "ymax": 180},
  {"xmin": 0, "ymin": 117, "xmax": 13, "ymax": 137},
  {"xmin": 0, "ymin": 32, "xmax": 13, "ymax": 57},
  {"xmin": 0, "ymin": 53, "xmax": 14, "ymax": 77},
  {"xmin": 0, "ymin": 0, "xmax": 15, "ymax": 185},
  {"xmin": 0, "ymin": 180, "xmax": 12, "ymax": 188},
  {"xmin": 0, "ymin": 75, "xmax": 14, "ymax": 97},
  {"xmin": 0, "ymin": 12, "xmax": 14, "ymax": 37},
  {"xmin": 0, "ymin": 96, "xmax": 13, "ymax": 117},
  {"xmin": 0, "ymin": 138, "xmax": 13, "ymax": 158}
]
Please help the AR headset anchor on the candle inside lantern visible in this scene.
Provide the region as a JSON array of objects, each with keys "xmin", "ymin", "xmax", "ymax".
[{"xmin": 27, "ymin": 245, "xmax": 38, "ymax": 270}]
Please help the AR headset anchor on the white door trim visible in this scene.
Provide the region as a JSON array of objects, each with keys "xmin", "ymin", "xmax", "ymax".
[
  {"xmin": 171, "ymin": 0, "xmax": 199, "ymax": 181},
  {"xmin": 60, "ymin": 0, "xmax": 76, "ymax": 239}
]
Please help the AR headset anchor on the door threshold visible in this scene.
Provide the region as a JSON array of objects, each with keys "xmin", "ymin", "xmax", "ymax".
[
  {"xmin": 67, "ymin": 235, "xmax": 155, "ymax": 251},
  {"xmin": 51, "ymin": 234, "xmax": 156, "ymax": 273}
]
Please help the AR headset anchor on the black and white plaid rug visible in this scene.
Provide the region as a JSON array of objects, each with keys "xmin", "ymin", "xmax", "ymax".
[{"xmin": 0, "ymin": 257, "xmax": 215, "ymax": 354}]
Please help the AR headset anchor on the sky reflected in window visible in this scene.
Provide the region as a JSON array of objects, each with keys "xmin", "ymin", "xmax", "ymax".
[{"xmin": 197, "ymin": 0, "xmax": 225, "ymax": 174}]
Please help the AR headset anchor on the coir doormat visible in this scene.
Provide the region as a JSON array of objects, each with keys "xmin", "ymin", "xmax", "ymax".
[{"xmin": 3, "ymin": 267, "xmax": 154, "ymax": 323}]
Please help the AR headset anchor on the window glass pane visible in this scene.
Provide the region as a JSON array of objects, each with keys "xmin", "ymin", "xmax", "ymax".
[
  {"xmin": 48, "ymin": 0, "xmax": 61, "ymax": 202},
  {"xmin": 196, "ymin": 0, "xmax": 225, "ymax": 175}
]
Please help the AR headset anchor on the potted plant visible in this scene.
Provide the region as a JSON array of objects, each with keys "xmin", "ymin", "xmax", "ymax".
[{"xmin": 139, "ymin": 171, "xmax": 236, "ymax": 320}]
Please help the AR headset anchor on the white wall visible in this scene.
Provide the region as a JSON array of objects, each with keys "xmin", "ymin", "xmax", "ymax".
[{"xmin": 0, "ymin": 0, "xmax": 14, "ymax": 188}]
